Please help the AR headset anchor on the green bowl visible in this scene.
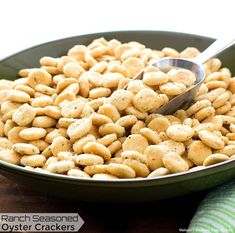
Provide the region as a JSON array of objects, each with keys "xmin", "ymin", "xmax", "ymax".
[{"xmin": 0, "ymin": 31, "xmax": 235, "ymax": 203}]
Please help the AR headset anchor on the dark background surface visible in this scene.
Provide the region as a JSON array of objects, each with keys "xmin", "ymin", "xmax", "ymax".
[{"xmin": 0, "ymin": 174, "xmax": 205, "ymax": 233}]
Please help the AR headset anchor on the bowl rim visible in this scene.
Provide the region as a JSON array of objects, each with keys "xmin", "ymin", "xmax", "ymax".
[
  {"xmin": 1, "ymin": 158, "xmax": 235, "ymax": 184},
  {"xmin": 0, "ymin": 30, "xmax": 232, "ymax": 185},
  {"xmin": 0, "ymin": 30, "xmax": 215, "ymax": 62}
]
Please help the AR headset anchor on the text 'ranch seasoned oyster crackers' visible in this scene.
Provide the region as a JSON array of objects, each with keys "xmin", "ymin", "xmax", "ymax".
[{"xmin": 0, "ymin": 37, "xmax": 234, "ymax": 179}]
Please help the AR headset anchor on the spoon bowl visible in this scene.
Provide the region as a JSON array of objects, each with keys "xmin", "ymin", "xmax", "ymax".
[
  {"xmin": 127, "ymin": 36, "xmax": 235, "ymax": 115},
  {"xmin": 153, "ymin": 58, "xmax": 205, "ymax": 115}
]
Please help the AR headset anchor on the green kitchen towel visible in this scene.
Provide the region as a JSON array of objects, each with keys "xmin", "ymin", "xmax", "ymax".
[{"xmin": 188, "ymin": 181, "xmax": 235, "ymax": 233}]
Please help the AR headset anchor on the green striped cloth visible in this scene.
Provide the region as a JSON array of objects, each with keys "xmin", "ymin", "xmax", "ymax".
[{"xmin": 188, "ymin": 181, "xmax": 235, "ymax": 233}]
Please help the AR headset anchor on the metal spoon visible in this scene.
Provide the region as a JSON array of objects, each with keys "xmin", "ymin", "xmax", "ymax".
[{"xmin": 127, "ymin": 36, "xmax": 235, "ymax": 115}]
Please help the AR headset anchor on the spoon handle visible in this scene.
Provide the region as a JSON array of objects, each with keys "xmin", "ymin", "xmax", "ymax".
[{"xmin": 195, "ymin": 36, "xmax": 235, "ymax": 64}]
